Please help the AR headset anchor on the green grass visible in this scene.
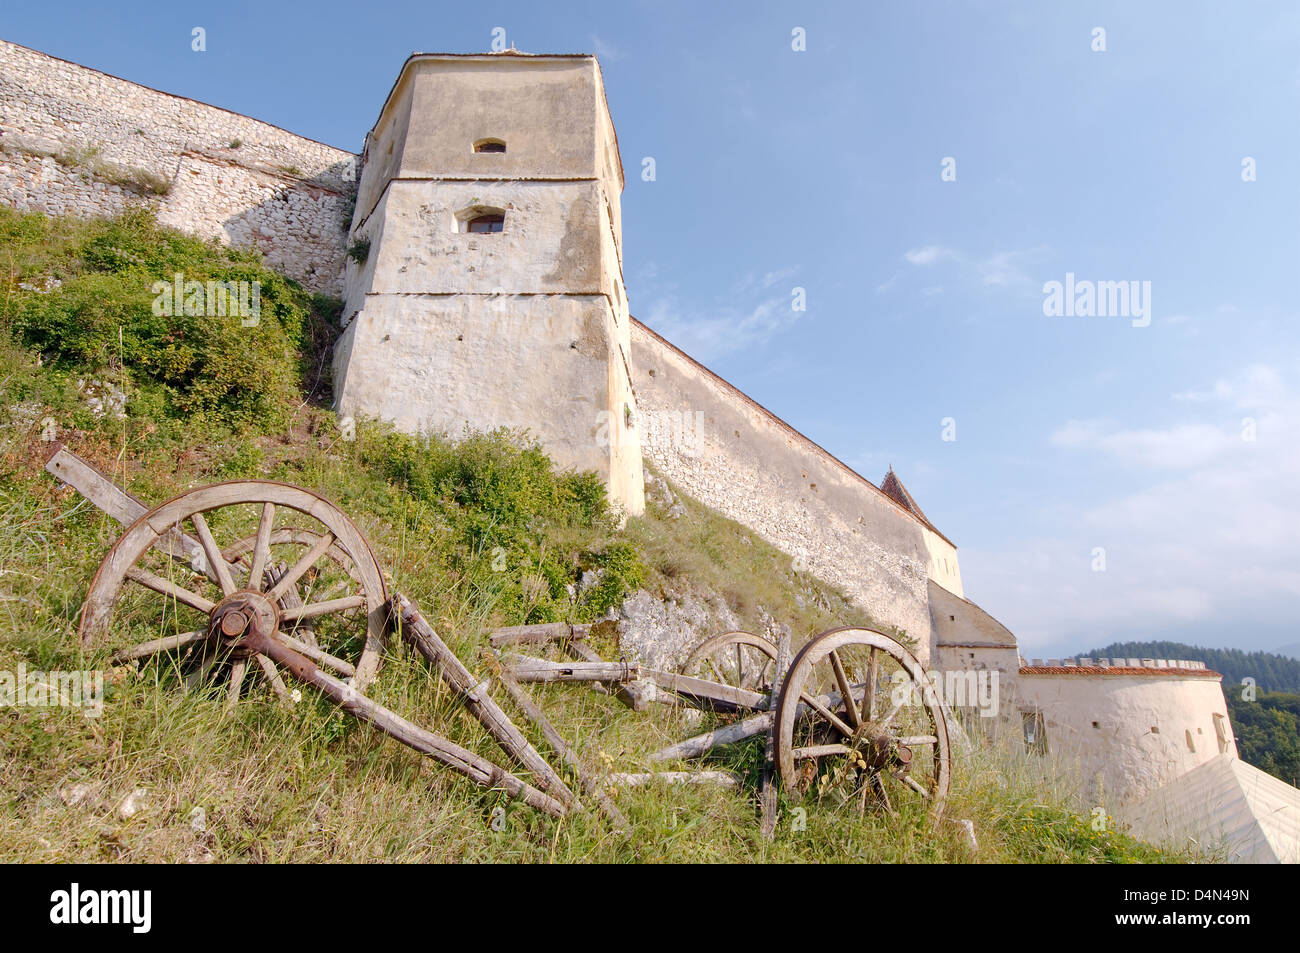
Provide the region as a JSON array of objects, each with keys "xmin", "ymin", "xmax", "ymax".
[{"xmin": 0, "ymin": 208, "xmax": 1202, "ymax": 863}]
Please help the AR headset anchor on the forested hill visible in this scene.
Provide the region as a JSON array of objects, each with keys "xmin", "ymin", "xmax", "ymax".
[{"xmin": 1080, "ymin": 641, "xmax": 1300, "ymax": 694}]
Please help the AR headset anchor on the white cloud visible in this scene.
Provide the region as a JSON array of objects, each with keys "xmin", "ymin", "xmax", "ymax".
[
  {"xmin": 898, "ymin": 244, "xmax": 1040, "ymax": 292},
  {"xmin": 642, "ymin": 295, "xmax": 801, "ymax": 362},
  {"xmin": 1048, "ymin": 419, "xmax": 1238, "ymax": 469},
  {"xmin": 976, "ymin": 250, "xmax": 1028, "ymax": 287},
  {"xmin": 589, "ymin": 35, "xmax": 623, "ymax": 62},
  {"xmin": 638, "ymin": 266, "xmax": 805, "ymax": 361},
  {"xmin": 904, "ymin": 245, "xmax": 953, "ymax": 266},
  {"xmin": 965, "ymin": 362, "xmax": 1300, "ymax": 653}
]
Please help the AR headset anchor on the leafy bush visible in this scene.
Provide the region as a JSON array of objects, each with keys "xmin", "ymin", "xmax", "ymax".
[
  {"xmin": 0, "ymin": 207, "xmax": 332, "ymax": 431},
  {"xmin": 578, "ymin": 541, "xmax": 646, "ymax": 620},
  {"xmin": 357, "ymin": 425, "xmax": 623, "ymax": 623}
]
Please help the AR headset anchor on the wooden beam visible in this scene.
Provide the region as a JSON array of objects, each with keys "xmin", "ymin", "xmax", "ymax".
[
  {"xmin": 248, "ymin": 629, "xmax": 566, "ymax": 818},
  {"xmin": 648, "ymin": 710, "xmax": 776, "ymax": 762},
  {"xmin": 503, "ymin": 654, "xmax": 639, "ymax": 684},
  {"xmin": 759, "ymin": 632, "xmax": 792, "ymax": 840},
  {"xmin": 488, "ymin": 622, "xmax": 592, "ymax": 648},
  {"xmin": 44, "ymin": 445, "xmax": 228, "ymax": 579},
  {"xmin": 393, "ymin": 594, "xmax": 579, "ymax": 809},
  {"xmin": 640, "ymin": 669, "xmax": 768, "ymax": 712},
  {"xmin": 606, "ymin": 771, "xmax": 740, "ymax": 790},
  {"xmin": 489, "ymin": 657, "xmax": 630, "ymax": 834}
]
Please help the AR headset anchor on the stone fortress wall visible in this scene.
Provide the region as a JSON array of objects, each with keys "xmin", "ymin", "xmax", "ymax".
[
  {"xmin": 631, "ymin": 319, "xmax": 939, "ymax": 658},
  {"xmin": 1016, "ymin": 659, "xmax": 1238, "ymax": 805},
  {"xmin": 0, "ymin": 38, "xmax": 356, "ymax": 295}
]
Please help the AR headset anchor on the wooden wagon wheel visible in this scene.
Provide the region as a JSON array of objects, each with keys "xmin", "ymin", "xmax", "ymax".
[
  {"xmin": 682, "ymin": 630, "xmax": 778, "ymax": 694},
  {"xmin": 773, "ymin": 627, "xmax": 950, "ymax": 820},
  {"xmin": 78, "ymin": 481, "xmax": 389, "ymax": 698}
]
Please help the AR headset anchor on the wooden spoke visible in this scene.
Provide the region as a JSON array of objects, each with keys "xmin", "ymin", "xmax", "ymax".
[
  {"xmin": 111, "ymin": 629, "xmax": 207, "ymax": 662},
  {"xmin": 190, "ymin": 511, "xmax": 236, "ymax": 597},
  {"xmin": 735, "ymin": 643, "xmax": 745, "ymax": 690},
  {"xmin": 255, "ymin": 653, "xmax": 291, "ymax": 702},
  {"xmin": 125, "ymin": 567, "xmax": 214, "ymax": 614},
  {"xmin": 792, "ymin": 743, "xmax": 851, "ymax": 760},
  {"xmin": 224, "ymin": 657, "xmax": 247, "ymax": 712},
  {"xmin": 872, "ymin": 774, "xmax": 895, "ymax": 815},
  {"xmin": 861, "ymin": 647, "xmax": 878, "ymax": 723},
  {"xmin": 184, "ymin": 652, "xmax": 221, "ymax": 693},
  {"xmin": 896, "ymin": 772, "xmax": 931, "ymax": 798},
  {"xmin": 799, "ymin": 690, "xmax": 856, "ymax": 739},
  {"xmin": 774, "ymin": 627, "xmax": 952, "ymax": 821},
  {"xmin": 266, "ymin": 531, "xmax": 336, "ymax": 603},
  {"xmin": 876, "ymin": 694, "xmax": 908, "ymax": 733},
  {"xmin": 247, "ymin": 502, "xmax": 275, "ymax": 592},
  {"xmin": 274, "ymin": 631, "xmax": 355, "ymax": 677},
  {"xmin": 279, "ymin": 594, "xmax": 366, "ymax": 623},
  {"xmin": 706, "ymin": 657, "xmax": 725, "ymax": 684},
  {"xmin": 829, "ymin": 649, "xmax": 862, "ymax": 728}
]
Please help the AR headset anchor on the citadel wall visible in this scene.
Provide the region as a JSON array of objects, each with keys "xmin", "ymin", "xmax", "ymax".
[
  {"xmin": 1017, "ymin": 660, "xmax": 1237, "ymax": 805},
  {"xmin": 928, "ymin": 580, "xmax": 1021, "ymax": 681},
  {"xmin": 0, "ymin": 39, "xmax": 356, "ymax": 295},
  {"xmin": 630, "ymin": 319, "xmax": 936, "ymax": 661}
]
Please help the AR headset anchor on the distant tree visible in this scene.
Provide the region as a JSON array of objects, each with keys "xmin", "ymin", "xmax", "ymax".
[
  {"xmin": 1082, "ymin": 641, "xmax": 1300, "ymax": 694},
  {"xmin": 1223, "ymin": 691, "xmax": 1300, "ymax": 787}
]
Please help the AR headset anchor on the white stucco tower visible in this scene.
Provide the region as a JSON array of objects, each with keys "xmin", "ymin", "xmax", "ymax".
[{"xmin": 333, "ymin": 52, "xmax": 644, "ymax": 515}]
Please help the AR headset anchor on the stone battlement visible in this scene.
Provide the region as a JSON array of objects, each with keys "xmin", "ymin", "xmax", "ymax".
[{"xmin": 1021, "ymin": 657, "xmax": 1215, "ymax": 675}]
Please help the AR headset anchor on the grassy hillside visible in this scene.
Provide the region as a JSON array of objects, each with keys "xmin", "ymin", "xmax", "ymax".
[{"xmin": 0, "ymin": 207, "xmax": 1197, "ymax": 863}]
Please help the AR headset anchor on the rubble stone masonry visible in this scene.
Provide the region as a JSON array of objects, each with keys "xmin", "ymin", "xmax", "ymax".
[{"xmin": 0, "ymin": 39, "xmax": 356, "ymax": 295}]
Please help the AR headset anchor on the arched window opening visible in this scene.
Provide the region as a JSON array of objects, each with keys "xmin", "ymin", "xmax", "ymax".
[
  {"xmin": 454, "ymin": 205, "xmax": 507, "ymax": 234},
  {"xmin": 467, "ymin": 213, "xmax": 504, "ymax": 233},
  {"xmin": 474, "ymin": 139, "xmax": 506, "ymax": 154}
]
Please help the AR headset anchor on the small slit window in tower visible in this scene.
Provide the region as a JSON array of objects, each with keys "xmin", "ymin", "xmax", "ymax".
[
  {"xmin": 474, "ymin": 139, "xmax": 506, "ymax": 154},
  {"xmin": 1022, "ymin": 710, "xmax": 1047, "ymax": 755},
  {"xmin": 1213, "ymin": 713, "xmax": 1230, "ymax": 753}
]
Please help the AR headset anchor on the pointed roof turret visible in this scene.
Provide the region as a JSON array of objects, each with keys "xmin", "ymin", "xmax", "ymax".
[{"xmin": 880, "ymin": 467, "xmax": 953, "ymax": 546}]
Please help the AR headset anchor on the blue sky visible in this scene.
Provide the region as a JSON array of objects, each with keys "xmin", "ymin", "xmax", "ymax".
[{"xmin": 5, "ymin": 1, "xmax": 1298, "ymax": 654}]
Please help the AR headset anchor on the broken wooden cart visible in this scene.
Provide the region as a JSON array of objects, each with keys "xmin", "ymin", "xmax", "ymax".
[{"xmin": 47, "ymin": 444, "xmax": 951, "ymax": 834}]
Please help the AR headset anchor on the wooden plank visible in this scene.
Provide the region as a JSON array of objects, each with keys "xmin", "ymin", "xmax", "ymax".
[
  {"xmin": 44, "ymin": 445, "xmax": 224, "ymax": 579},
  {"xmin": 640, "ymin": 668, "xmax": 767, "ymax": 711},
  {"xmin": 648, "ymin": 710, "xmax": 776, "ymax": 762},
  {"xmin": 759, "ymin": 632, "xmax": 792, "ymax": 840},
  {"xmin": 649, "ymin": 687, "xmax": 847, "ymax": 763},
  {"xmin": 503, "ymin": 653, "xmax": 638, "ymax": 684},
  {"xmin": 565, "ymin": 640, "xmax": 611, "ymax": 694},
  {"xmin": 394, "ymin": 594, "xmax": 579, "ymax": 809},
  {"xmin": 249, "ymin": 630, "xmax": 566, "ymax": 818},
  {"xmin": 488, "ymin": 622, "xmax": 592, "ymax": 648},
  {"xmin": 489, "ymin": 658, "xmax": 630, "ymax": 834},
  {"xmin": 606, "ymin": 771, "xmax": 740, "ymax": 789}
]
